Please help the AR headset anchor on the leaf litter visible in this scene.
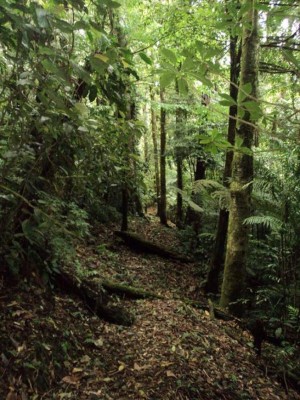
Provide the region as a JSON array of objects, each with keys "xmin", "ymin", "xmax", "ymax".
[{"xmin": 1, "ymin": 216, "xmax": 300, "ymax": 399}]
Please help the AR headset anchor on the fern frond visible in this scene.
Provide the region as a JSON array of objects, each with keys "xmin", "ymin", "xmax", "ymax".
[
  {"xmin": 244, "ymin": 215, "xmax": 284, "ymax": 231},
  {"xmin": 174, "ymin": 188, "xmax": 204, "ymax": 213},
  {"xmin": 193, "ymin": 179, "xmax": 226, "ymax": 192},
  {"xmin": 193, "ymin": 179, "xmax": 230, "ymax": 210}
]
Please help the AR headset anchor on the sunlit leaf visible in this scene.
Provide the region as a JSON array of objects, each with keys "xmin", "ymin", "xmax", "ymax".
[{"xmin": 94, "ymin": 53, "xmax": 109, "ymax": 63}]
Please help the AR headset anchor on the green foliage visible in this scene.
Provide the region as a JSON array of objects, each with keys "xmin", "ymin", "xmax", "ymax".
[{"xmin": 0, "ymin": 0, "xmax": 143, "ymax": 280}]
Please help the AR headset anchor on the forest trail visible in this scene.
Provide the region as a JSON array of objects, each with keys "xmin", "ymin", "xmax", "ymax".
[{"xmin": 1, "ymin": 216, "xmax": 299, "ymax": 400}]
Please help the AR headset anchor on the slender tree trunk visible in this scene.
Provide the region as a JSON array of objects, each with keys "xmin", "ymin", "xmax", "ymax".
[
  {"xmin": 205, "ymin": 37, "xmax": 242, "ymax": 294},
  {"xmin": 160, "ymin": 88, "xmax": 168, "ymax": 225},
  {"xmin": 175, "ymin": 78, "xmax": 184, "ymax": 229},
  {"xmin": 143, "ymin": 104, "xmax": 150, "ymax": 165},
  {"xmin": 220, "ymin": 0, "xmax": 259, "ymax": 316},
  {"xmin": 150, "ymin": 86, "xmax": 160, "ymax": 215},
  {"xmin": 176, "ymin": 156, "xmax": 183, "ymax": 227}
]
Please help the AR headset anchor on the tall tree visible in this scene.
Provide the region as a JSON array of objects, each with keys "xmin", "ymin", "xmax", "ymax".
[
  {"xmin": 175, "ymin": 76, "xmax": 185, "ymax": 229},
  {"xmin": 159, "ymin": 87, "xmax": 168, "ymax": 225},
  {"xmin": 150, "ymin": 85, "xmax": 161, "ymax": 216},
  {"xmin": 205, "ymin": 34, "xmax": 242, "ymax": 294},
  {"xmin": 220, "ymin": 0, "xmax": 259, "ymax": 315}
]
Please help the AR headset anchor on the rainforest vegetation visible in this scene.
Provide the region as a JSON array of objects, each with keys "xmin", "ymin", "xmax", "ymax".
[{"xmin": 0, "ymin": 0, "xmax": 300, "ymax": 399}]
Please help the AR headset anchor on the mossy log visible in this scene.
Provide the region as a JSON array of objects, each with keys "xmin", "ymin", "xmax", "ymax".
[
  {"xmin": 102, "ymin": 279, "xmax": 164, "ymax": 300},
  {"xmin": 114, "ymin": 230, "xmax": 192, "ymax": 263},
  {"xmin": 54, "ymin": 270, "xmax": 134, "ymax": 326}
]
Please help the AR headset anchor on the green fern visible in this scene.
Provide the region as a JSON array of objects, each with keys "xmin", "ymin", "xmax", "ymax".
[
  {"xmin": 193, "ymin": 179, "xmax": 230, "ymax": 209},
  {"xmin": 244, "ymin": 215, "xmax": 284, "ymax": 231}
]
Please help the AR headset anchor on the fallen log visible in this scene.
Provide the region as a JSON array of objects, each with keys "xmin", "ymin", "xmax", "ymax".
[
  {"xmin": 114, "ymin": 230, "xmax": 192, "ymax": 263},
  {"xmin": 102, "ymin": 279, "xmax": 164, "ymax": 300},
  {"xmin": 53, "ymin": 270, "xmax": 134, "ymax": 326}
]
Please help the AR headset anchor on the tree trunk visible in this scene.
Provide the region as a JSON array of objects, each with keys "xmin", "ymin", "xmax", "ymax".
[
  {"xmin": 220, "ymin": 0, "xmax": 259, "ymax": 316},
  {"xmin": 143, "ymin": 104, "xmax": 150, "ymax": 165},
  {"xmin": 205, "ymin": 36, "xmax": 242, "ymax": 294},
  {"xmin": 150, "ymin": 86, "xmax": 160, "ymax": 215},
  {"xmin": 175, "ymin": 79, "xmax": 184, "ymax": 229},
  {"xmin": 160, "ymin": 88, "xmax": 168, "ymax": 225},
  {"xmin": 176, "ymin": 156, "xmax": 183, "ymax": 228}
]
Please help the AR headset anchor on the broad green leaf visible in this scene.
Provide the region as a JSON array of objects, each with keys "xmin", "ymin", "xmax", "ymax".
[
  {"xmin": 199, "ymin": 138, "xmax": 211, "ymax": 145},
  {"xmin": 234, "ymin": 136, "xmax": 243, "ymax": 148},
  {"xmin": 159, "ymin": 61, "xmax": 176, "ymax": 72},
  {"xmin": 243, "ymin": 101, "xmax": 262, "ymax": 120},
  {"xmin": 237, "ymin": 106, "xmax": 245, "ymax": 119},
  {"xmin": 53, "ymin": 18, "xmax": 74, "ymax": 33},
  {"xmin": 75, "ymin": 103, "xmax": 89, "ymax": 116},
  {"xmin": 160, "ymin": 72, "xmax": 176, "ymax": 89},
  {"xmin": 219, "ymin": 93, "xmax": 237, "ymax": 105},
  {"xmin": 191, "ymin": 72, "xmax": 213, "ymax": 87},
  {"xmin": 239, "ymin": 83, "xmax": 252, "ymax": 102},
  {"xmin": 177, "ymin": 77, "xmax": 188, "ymax": 95},
  {"xmin": 139, "ymin": 52, "xmax": 152, "ymax": 65},
  {"xmin": 219, "ymin": 100, "xmax": 234, "ymax": 107},
  {"xmin": 160, "ymin": 48, "xmax": 177, "ymax": 65},
  {"xmin": 94, "ymin": 53, "xmax": 109, "ymax": 63},
  {"xmin": 121, "ymin": 59, "xmax": 130, "ymax": 68},
  {"xmin": 90, "ymin": 56, "xmax": 107, "ymax": 74},
  {"xmin": 36, "ymin": 8, "xmax": 50, "ymax": 29},
  {"xmin": 181, "ymin": 57, "xmax": 195, "ymax": 72}
]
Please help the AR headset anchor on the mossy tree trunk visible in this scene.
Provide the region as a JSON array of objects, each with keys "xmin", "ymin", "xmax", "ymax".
[
  {"xmin": 150, "ymin": 85, "xmax": 160, "ymax": 216},
  {"xmin": 160, "ymin": 88, "xmax": 168, "ymax": 226},
  {"xmin": 175, "ymin": 77, "xmax": 186, "ymax": 229},
  {"xmin": 205, "ymin": 35, "xmax": 242, "ymax": 294},
  {"xmin": 220, "ymin": 0, "xmax": 259, "ymax": 316}
]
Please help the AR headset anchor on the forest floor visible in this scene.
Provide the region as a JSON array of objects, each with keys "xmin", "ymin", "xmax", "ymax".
[{"xmin": 1, "ymin": 212, "xmax": 300, "ymax": 400}]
